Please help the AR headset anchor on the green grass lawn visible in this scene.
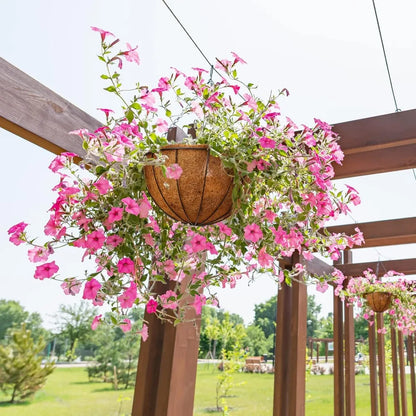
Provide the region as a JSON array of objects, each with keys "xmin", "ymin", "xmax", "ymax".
[{"xmin": 0, "ymin": 366, "xmax": 415, "ymax": 415}]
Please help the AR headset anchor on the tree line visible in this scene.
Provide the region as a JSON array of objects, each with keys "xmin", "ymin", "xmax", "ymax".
[{"xmin": 0, "ymin": 295, "xmax": 369, "ymax": 402}]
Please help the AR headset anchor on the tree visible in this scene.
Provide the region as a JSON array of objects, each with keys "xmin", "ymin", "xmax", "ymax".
[
  {"xmin": 86, "ymin": 310, "xmax": 143, "ymax": 389},
  {"xmin": 253, "ymin": 296, "xmax": 277, "ymax": 339},
  {"xmin": 307, "ymin": 295, "xmax": 322, "ymax": 338},
  {"xmin": 0, "ymin": 300, "xmax": 28, "ymax": 341},
  {"xmin": 55, "ymin": 302, "xmax": 96, "ymax": 359},
  {"xmin": 0, "ymin": 300, "xmax": 49, "ymax": 345},
  {"xmin": 199, "ymin": 307, "xmax": 246, "ymax": 358},
  {"xmin": 0, "ymin": 324, "xmax": 54, "ymax": 403},
  {"xmin": 244, "ymin": 325, "xmax": 272, "ymax": 356}
]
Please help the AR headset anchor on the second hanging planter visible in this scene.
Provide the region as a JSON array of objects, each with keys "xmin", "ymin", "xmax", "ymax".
[{"xmin": 365, "ymin": 292, "xmax": 392, "ymax": 313}]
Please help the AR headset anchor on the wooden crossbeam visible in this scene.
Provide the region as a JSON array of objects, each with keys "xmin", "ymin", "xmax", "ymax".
[
  {"xmin": 333, "ymin": 109, "xmax": 416, "ymax": 178},
  {"xmin": 302, "ymin": 255, "xmax": 334, "ymax": 276},
  {"xmin": 326, "ymin": 217, "xmax": 416, "ymax": 248},
  {"xmin": 337, "ymin": 258, "xmax": 416, "ymax": 277},
  {"xmin": 0, "ymin": 57, "xmax": 101, "ymax": 156}
]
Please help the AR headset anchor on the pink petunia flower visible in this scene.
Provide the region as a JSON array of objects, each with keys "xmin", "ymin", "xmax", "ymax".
[
  {"xmin": 166, "ymin": 164, "xmax": 183, "ymax": 180},
  {"xmin": 258, "ymin": 137, "xmax": 276, "ymax": 149},
  {"xmin": 34, "ymin": 261, "xmax": 59, "ymax": 280},
  {"xmin": 122, "ymin": 197, "xmax": 140, "ymax": 215},
  {"xmin": 106, "ymin": 234, "xmax": 124, "ymax": 248},
  {"xmin": 117, "ymin": 257, "xmax": 135, "ymax": 274},
  {"xmin": 192, "ymin": 294, "xmax": 206, "ymax": 315},
  {"xmin": 82, "ymin": 278, "xmax": 101, "ymax": 300},
  {"xmin": 138, "ymin": 323, "xmax": 148, "ymax": 341},
  {"xmin": 108, "ymin": 207, "xmax": 123, "ymax": 224},
  {"xmin": 138, "ymin": 194, "xmax": 152, "ymax": 218},
  {"xmin": 85, "ymin": 230, "xmax": 106, "ymax": 251},
  {"xmin": 91, "ymin": 26, "xmax": 114, "ymax": 41},
  {"xmin": 94, "ymin": 177, "xmax": 112, "ymax": 195},
  {"xmin": 124, "ymin": 43, "xmax": 140, "ymax": 65},
  {"xmin": 28, "ymin": 247, "xmax": 50, "ymax": 263},
  {"xmin": 146, "ymin": 298, "xmax": 158, "ymax": 314},
  {"xmin": 91, "ymin": 314, "xmax": 102, "ymax": 330},
  {"xmin": 244, "ymin": 223, "xmax": 263, "ymax": 243},
  {"xmin": 118, "ymin": 282, "xmax": 137, "ymax": 308},
  {"xmin": 8, "ymin": 222, "xmax": 28, "ymax": 235},
  {"xmin": 258, "ymin": 247, "xmax": 274, "ymax": 268},
  {"xmin": 160, "ymin": 290, "xmax": 178, "ymax": 310},
  {"xmin": 120, "ymin": 318, "xmax": 132, "ymax": 333},
  {"xmin": 61, "ymin": 278, "xmax": 82, "ymax": 296}
]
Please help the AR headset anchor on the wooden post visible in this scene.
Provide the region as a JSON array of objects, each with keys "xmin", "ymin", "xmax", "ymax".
[
  {"xmin": 376, "ymin": 314, "xmax": 388, "ymax": 416},
  {"xmin": 391, "ymin": 325, "xmax": 400, "ymax": 416},
  {"xmin": 343, "ymin": 251, "xmax": 356, "ymax": 416},
  {"xmin": 334, "ymin": 293, "xmax": 345, "ymax": 416},
  {"xmin": 344, "ymin": 302, "xmax": 356, "ymax": 416},
  {"xmin": 368, "ymin": 319, "xmax": 379, "ymax": 416},
  {"xmin": 408, "ymin": 336, "xmax": 416, "ymax": 415},
  {"xmin": 398, "ymin": 331, "xmax": 408, "ymax": 416},
  {"xmin": 325, "ymin": 341, "xmax": 329, "ymax": 363},
  {"xmin": 132, "ymin": 280, "xmax": 201, "ymax": 416},
  {"xmin": 274, "ymin": 253, "xmax": 307, "ymax": 416}
]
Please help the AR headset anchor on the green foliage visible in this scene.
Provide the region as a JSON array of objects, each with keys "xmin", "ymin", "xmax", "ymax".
[
  {"xmin": 307, "ymin": 295, "xmax": 322, "ymax": 338},
  {"xmin": 86, "ymin": 311, "xmax": 142, "ymax": 389},
  {"xmin": 0, "ymin": 300, "xmax": 28, "ymax": 340},
  {"xmin": 243, "ymin": 325, "xmax": 272, "ymax": 356},
  {"xmin": 253, "ymin": 296, "xmax": 277, "ymax": 339},
  {"xmin": 215, "ymin": 346, "xmax": 246, "ymax": 411},
  {"xmin": 199, "ymin": 307, "xmax": 246, "ymax": 358},
  {"xmin": 0, "ymin": 324, "xmax": 54, "ymax": 403},
  {"xmin": 55, "ymin": 302, "xmax": 97, "ymax": 360}
]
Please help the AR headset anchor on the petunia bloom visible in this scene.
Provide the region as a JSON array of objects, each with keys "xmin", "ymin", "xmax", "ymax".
[
  {"xmin": 34, "ymin": 261, "xmax": 59, "ymax": 280},
  {"xmin": 82, "ymin": 278, "xmax": 101, "ymax": 300}
]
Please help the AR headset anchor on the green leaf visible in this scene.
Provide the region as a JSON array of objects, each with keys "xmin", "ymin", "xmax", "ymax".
[
  {"xmin": 125, "ymin": 109, "xmax": 134, "ymax": 123},
  {"xmin": 100, "ymin": 74, "xmax": 109, "ymax": 79},
  {"xmin": 104, "ymin": 86, "xmax": 116, "ymax": 92},
  {"xmin": 95, "ymin": 166, "xmax": 107, "ymax": 176}
]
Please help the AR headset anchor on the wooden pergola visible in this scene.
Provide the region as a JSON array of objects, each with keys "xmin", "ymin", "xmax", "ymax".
[{"xmin": 2, "ymin": 55, "xmax": 416, "ymax": 415}]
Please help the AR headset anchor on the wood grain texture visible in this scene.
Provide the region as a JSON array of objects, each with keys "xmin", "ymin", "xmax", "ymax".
[
  {"xmin": 408, "ymin": 336, "xmax": 416, "ymax": 416},
  {"xmin": 390, "ymin": 326, "xmax": 400, "ymax": 416},
  {"xmin": 337, "ymin": 258, "xmax": 416, "ymax": 278},
  {"xmin": 326, "ymin": 217, "xmax": 416, "ymax": 248},
  {"xmin": 274, "ymin": 254, "xmax": 307, "ymax": 416},
  {"xmin": 333, "ymin": 109, "xmax": 416, "ymax": 178},
  {"xmin": 377, "ymin": 314, "xmax": 388, "ymax": 416},
  {"xmin": 368, "ymin": 319, "xmax": 379, "ymax": 416},
  {"xmin": 0, "ymin": 57, "xmax": 101, "ymax": 155}
]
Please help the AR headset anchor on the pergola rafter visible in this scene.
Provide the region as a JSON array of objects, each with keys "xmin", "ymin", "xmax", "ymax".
[{"xmin": 2, "ymin": 55, "xmax": 416, "ymax": 416}]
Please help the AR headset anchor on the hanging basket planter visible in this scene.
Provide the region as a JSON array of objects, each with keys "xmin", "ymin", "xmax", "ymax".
[
  {"xmin": 365, "ymin": 292, "xmax": 392, "ymax": 313},
  {"xmin": 144, "ymin": 144, "xmax": 234, "ymax": 226}
]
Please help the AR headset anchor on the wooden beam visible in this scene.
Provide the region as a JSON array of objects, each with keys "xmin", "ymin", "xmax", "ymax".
[
  {"xmin": 337, "ymin": 258, "xmax": 416, "ymax": 277},
  {"xmin": 327, "ymin": 217, "xmax": 416, "ymax": 248},
  {"xmin": 333, "ymin": 109, "xmax": 416, "ymax": 178},
  {"xmin": 303, "ymin": 256, "xmax": 334, "ymax": 276},
  {"xmin": 0, "ymin": 57, "xmax": 101, "ymax": 155}
]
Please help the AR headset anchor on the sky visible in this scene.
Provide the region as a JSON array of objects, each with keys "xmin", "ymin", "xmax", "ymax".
[{"xmin": 1, "ymin": 0, "xmax": 416, "ymax": 329}]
